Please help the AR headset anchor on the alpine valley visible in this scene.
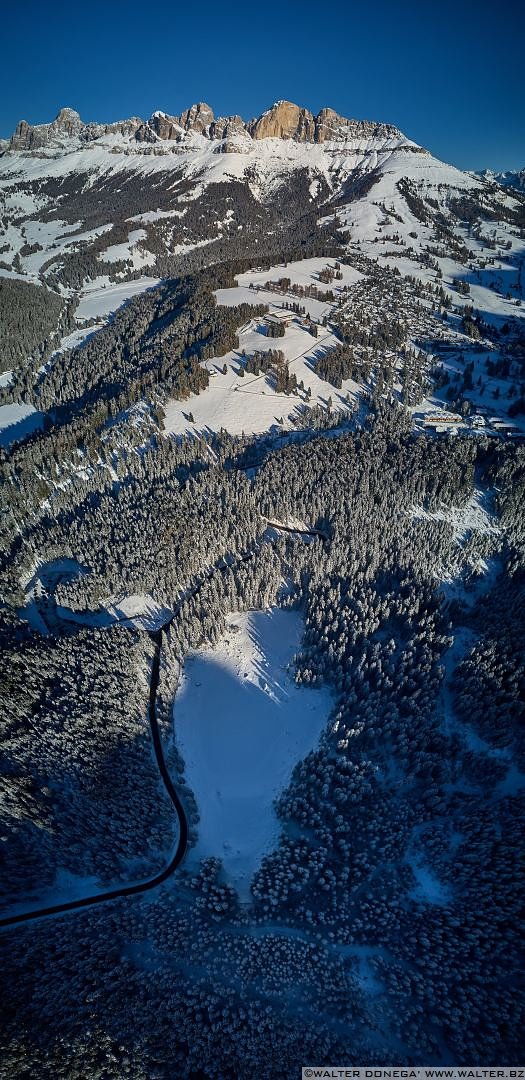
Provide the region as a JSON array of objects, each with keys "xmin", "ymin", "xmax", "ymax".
[{"xmin": 0, "ymin": 100, "xmax": 524, "ymax": 1078}]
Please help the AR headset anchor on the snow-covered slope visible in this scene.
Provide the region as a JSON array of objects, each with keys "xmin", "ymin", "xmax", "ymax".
[
  {"xmin": 1, "ymin": 99, "xmax": 523, "ymax": 450},
  {"xmin": 2, "ymin": 98, "xmax": 522, "ymax": 298}
]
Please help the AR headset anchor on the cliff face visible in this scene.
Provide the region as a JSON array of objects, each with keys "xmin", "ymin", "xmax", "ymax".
[
  {"xmin": 7, "ymin": 100, "xmax": 404, "ymax": 152},
  {"xmin": 9, "ymin": 109, "xmax": 144, "ymax": 150},
  {"xmin": 9, "ymin": 107, "xmax": 83, "ymax": 150},
  {"xmin": 248, "ymin": 101, "xmax": 401, "ymax": 143},
  {"xmin": 248, "ymin": 101, "xmax": 316, "ymax": 142}
]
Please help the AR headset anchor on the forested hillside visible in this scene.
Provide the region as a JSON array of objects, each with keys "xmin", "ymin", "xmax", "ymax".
[{"xmin": 0, "ymin": 97, "xmax": 524, "ymax": 1078}]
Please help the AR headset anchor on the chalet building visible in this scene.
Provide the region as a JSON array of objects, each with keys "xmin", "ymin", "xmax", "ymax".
[
  {"xmin": 424, "ymin": 412, "xmax": 462, "ymax": 430},
  {"xmin": 264, "ymin": 312, "xmax": 293, "ymax": 328}
]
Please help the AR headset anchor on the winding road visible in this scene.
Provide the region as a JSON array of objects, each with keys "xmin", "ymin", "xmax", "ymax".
[
  {"xmin": 1, "ymin": 520, "xmax": 327, "ymax": 931},
  {"xmin": 0, "ymin": 628, "xmax": 188, "ymax": 930}
]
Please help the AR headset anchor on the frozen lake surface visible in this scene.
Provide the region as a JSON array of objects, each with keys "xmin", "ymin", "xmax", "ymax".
[{"xmin": 174, "ymin": 609, "xmax": 333, "ymax": 899}]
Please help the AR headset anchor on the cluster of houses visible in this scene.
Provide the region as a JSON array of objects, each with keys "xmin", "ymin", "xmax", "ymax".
[{"xmin": 422, "ymin": 409, "xmax": 521, "ymax": 439}]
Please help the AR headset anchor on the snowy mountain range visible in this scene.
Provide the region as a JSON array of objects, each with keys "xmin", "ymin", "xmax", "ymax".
[
  {"xmin": 4, "ymin": 100, "xmax": 405, "ymax": 151},
  {"xmin": 477, "ymin": 167, "xmax": 525, "ymax": 192}
]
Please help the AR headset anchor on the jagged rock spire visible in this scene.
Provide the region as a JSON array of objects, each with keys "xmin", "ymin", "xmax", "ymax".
[{"xmin": 7, "ymin": 100, "xmax": 403, "ymax": 152}]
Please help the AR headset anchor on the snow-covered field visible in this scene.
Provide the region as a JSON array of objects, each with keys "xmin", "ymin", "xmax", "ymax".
[
  {"xmin": 163, "ymin": 257, "xmax": 362, "ymax": 438},
  {"xmin": 36, "ymin": 277, "xmax": 163, "ymax": 374},
  {"xmin": 163, "ymin": 311, "xmax": 359, "ymax": 437},
  {"xmin": 408, "ymin": 488, "xmax": 500, "ymax": 544},
  {"xmin": 74, "ymin": 276, "xmax": 161, "ymax": 320},
  {"xmin": 58, "ymin": 593, "xmax": 173, "ymax": 631},
  {"xmin": 239, "ymin": 258, "xmax": 363, "ymax": 291},
  {"xmin": 215, "ymin": 258, "xmax": 363, "ymax": 320},
  {"xmin": 101, "ymin": 228, "xmax": 152, "ymax": 266},
  {"xmin": 407, "ymin": 856, "xmax": 450, "ymax": 906},
  {"xmin": 0, "ymin": 402, "xmax": 43, "ymax": 446},
  {"xmin": 174, "ymin": 609, "xmax": 333, "ymax": 899},
  {"xmin": 216, "ymin": 284, "xmax": 331, "ymax": 321}
]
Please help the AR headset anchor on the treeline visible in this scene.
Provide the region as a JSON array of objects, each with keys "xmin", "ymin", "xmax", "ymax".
[
  {"xmin": 4, "ymin": 166, "xmax": 343, "ymax": 293},
  {"xmin": 0, "ymin": 625, "xmax": 176, "ymax": 906},
  {"xmin": 2, "ymin": 272, "xmax": 266, "ymax": 467},
  {"xmin": 0, "ymin": 278, "xmax": 72, "ymax": 374}
]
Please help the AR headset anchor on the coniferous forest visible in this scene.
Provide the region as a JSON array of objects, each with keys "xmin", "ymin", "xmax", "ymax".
[{"xmin": 1, "ymin": 84, "xmax": 524, "ymax": 1080}]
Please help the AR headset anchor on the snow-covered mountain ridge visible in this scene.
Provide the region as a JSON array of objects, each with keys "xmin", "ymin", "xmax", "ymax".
[
  {"xmin": 0, "ymin": 95, "xmax": 523, "ymax": 459},
  {"xmin": 477, "ymin": 167, "xmax": 525, "ymax": 193},
  {"xmin": 2, "ymin": 97, "xmax": 523, "ymax": 301},
  {"xmin": 4, "ymin": 100, "xmax": 410, "ymax": 153}
]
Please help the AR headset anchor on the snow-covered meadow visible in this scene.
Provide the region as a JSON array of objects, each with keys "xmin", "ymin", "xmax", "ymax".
[
  {"xmin": 0, "ymin": 402, "xmax": 43, "ymax": 447},
  {"xmin": 163, "ymin": 317, "xmax": 356, "ymax": 437},
  {"xmin": 215, "ymin": 256, "xmax": 363, "ymax": 319},
  {"xmin": 174, "ymin": 609, "xmax": 333, "ymax": 899},
  {"xmin": 74, "ymin": 275, "xmax": 162, "ymax": 321},
  {"xmin": 163, "ymin": 259, "xmax": 364, "ymax": 437}
]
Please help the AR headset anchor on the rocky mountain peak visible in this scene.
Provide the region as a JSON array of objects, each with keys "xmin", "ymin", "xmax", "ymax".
[
  {"xmin": 249, "ymin": 101, "xmax": 316, "ymax": 142},
  {"xmin": 175, "ymin": 102, "xmax": 215, "ymax": 133},
  {"xmin": 54, "ymin": 107, "xmax": 83, "ymax": 132},
  {"xmin": 5, "ymin": 100, "xmax": 405, "ymax": 154},
  {"xmin": 9, "ymin": 107, "xmax": 83, "ymax": 150}
]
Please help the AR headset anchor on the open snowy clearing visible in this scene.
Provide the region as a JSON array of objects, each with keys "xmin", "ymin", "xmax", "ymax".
[
  {"xmin": 40, "ymin": 277, "xmax": 162, "ymax": 372},
  {"xmin": 74, "ymin": 276, "xmax": 161, "ymax": 320},
  {"xmin": 100, "ymin": 228, "xmax": 150, "ymax": 265},
  {"xmin": 407, "ymin": 857, "xmax": 451, "ymax": 906},
  {"xmin": 0, "ymin": 402, "xmax": 43, "ymax": 447},
  {"xmin": 216, "ymin": 284, "xmax": 331, "ymax": 320},
  {"xmin": 21, "ymin": 558, "xmax": 173, "ymax": 634},
  {"xmin": 57, "ymin": 593, "xmax": 173, "ymax": 632},
  {"xmin": 238, "ymin": 257, "xmax": 363, "ymax": 291},
  {"xmin": 215, "ymin": 258, "xmax": 363, "ymax": 319},
  {"xmin": 163, "ymin": 316, "xmax": 360, "ymax": 437},
  {"xmin": 408, "ymin": 489, "xmax": 501, "ymax": 543},
  {"xmin": 45, "ymin": 324, "xmax": 107, "ymax": 368},
  {"xmin": 174, "ymin": 609, "xmax": 333, "ymax": 900}
]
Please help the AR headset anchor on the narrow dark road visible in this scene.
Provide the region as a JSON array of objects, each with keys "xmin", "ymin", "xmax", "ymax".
[
  {"xmin": 1, "ymin": 539, "xmax": 267, "ymax": 930},
  {"xmin": 0, "ymin": 629, "xmax": 188, "ymax": 930},
  {"xmin": 1, "ymin": 522, "xmax": 329, "ymax": 931}
]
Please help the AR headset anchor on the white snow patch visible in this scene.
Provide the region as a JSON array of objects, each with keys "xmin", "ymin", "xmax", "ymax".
[
  {"xmin": 99, "ymin": 228, "xmax": 155, "ymax": 269},
  {"xmin": 163, "ymin": 317, "xmax": 358, "ymax": 438},
  {"xmin": 407, "ymin": 857, "xmax": 451, "ymax": 905},
  {"xmin": 46, "ymin": 323, "xmax": 104, "ymax": 363},
  {"xmin": 0, "ymin": 402, "xmax": 43, "ymax": 446},
  {"xmin": 74, "ymin": 276, "xmax": 161, "ymax": 320},
  {"xmin": 215, "ymin": 257, "xmax": 362, "ymax": 319},
  {"xmin": 408, "ymin": 489, "xmax": 500, "ymax": 543},
  {"xmin": 102, "ymin": 593, "xmax": 172, "ymax": 630},
  {"xmin": 175, "ymin": 609, "xmax": 333, "ymax": 899},
  {"xmin": 58, "ymin": 593, "xmax": 173, "ymax": 632}
]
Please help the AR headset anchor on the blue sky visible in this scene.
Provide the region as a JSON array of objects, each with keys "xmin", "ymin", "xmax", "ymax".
[{"xmin": 1, "ymin": 0, "xmax": 523, "ymax": 171}]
